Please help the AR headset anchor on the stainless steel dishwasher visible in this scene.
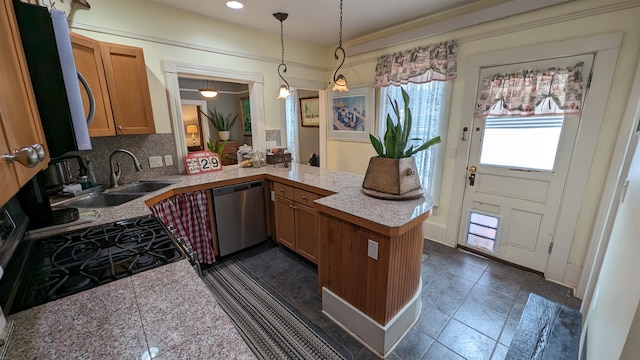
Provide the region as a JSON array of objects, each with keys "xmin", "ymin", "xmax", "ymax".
[{"xmin": 211, "ymin": 180, "xmax": 267, "ymax": 256}]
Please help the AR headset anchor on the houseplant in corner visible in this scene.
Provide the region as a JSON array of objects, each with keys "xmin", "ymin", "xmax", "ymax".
[
  {"xmin": 363, "ymin": 88, "xmax": 441, "ymax": 199},
  {"xmin": 201, "ymin": 108, "xmax": 238, "ymax": 141}
]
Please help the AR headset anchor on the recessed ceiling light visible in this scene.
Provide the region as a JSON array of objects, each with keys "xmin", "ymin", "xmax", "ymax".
[{"xmin": 226, "ymin": 1, "xmax": 243, "ymax": 9}]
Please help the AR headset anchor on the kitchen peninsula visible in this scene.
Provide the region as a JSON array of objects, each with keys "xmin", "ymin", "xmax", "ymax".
[{"xmin": 3, "ymin": 164, "xmax": 433, "ymax": 359}]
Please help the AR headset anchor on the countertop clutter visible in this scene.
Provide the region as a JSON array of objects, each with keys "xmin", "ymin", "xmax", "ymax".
[{"xmin": 5, "ymin": 163, "xmax": 434, "ymax": 359}]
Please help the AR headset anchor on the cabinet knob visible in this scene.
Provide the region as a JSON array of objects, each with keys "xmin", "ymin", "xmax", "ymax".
[
  {"xmin": 1, "ymin": 146, "xmax": 39, "ymax": 168},
  {"xmin": 31, "ymin": 143, "xmax": 46, "ymax": 161},
  {"xmin": 118, "ymin": 125, "xmax": 123, "ymax": 130},
  {"xmin": 302, "ymin": 196, "xmax": 307, "ymax": 200},
  {"xmin": 280, "ymin": 188, "xmax": 284, "ymax": 192}
]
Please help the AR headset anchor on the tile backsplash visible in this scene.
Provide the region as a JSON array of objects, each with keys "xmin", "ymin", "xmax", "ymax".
[{"xmin": 64, "ymin": 133, "xmax": 180, "ymax": 186}]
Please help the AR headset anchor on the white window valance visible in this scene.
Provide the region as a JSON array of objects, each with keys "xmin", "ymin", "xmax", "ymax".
[
  {"xmin": 475, "ymin": 62, "xmax": 585, "ymax": 118},
  {"xmin": 373, "ymin": 41, "xmax": 457, "ymax": 87}
]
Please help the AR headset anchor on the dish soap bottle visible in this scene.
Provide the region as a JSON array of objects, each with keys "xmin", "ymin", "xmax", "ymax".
[{"xmin": 85, "ymin": 156, "xmax": 97, "ymax": 185}]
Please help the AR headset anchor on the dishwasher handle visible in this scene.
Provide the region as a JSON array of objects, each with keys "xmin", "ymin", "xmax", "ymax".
[{"xmin": 212, "ymin": 180, "xmax": 264, "ymax": 197}]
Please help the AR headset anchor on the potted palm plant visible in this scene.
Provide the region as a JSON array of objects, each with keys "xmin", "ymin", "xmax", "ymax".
[
  {"xmin": 201, "ymin": 108, "xmax": 238, "ymax": 141},
  {"xmin": 363, "ymin": 88, "xmax": 441, "ymax": 197}
]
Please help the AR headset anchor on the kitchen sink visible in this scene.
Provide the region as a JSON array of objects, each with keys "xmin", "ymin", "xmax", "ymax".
[
  {"xmin": 58, "ymin": 193, "xmax": 143, "ymax": 208},
  {"xmin": 108, "ymin": 181, "xmax": 176, "ymax": 194}
]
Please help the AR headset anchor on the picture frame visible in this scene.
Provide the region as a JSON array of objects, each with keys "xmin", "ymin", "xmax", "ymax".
[
  {"xmin": 327, "ymin": 87, "xmax": 375, "ymax": 142},
  {"xmin": 300, "ymin": 97, "xmax": 320, "ymax": 127},
  {"xmin": 240, "ymin": 97, "xmax": 252, "ymax": 136}
]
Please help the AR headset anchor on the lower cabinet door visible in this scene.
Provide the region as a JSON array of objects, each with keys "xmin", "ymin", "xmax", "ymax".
[
  {"xmin": 274, "ymin": 195, "xmax": 296, "ymax": 250},
  {"xmin": 295, "ymin": 203, "xmax": 319, "ymax": 263}
]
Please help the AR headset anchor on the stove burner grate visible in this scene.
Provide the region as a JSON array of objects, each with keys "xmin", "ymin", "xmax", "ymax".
[{"xmin": 11, "ymin": 215, "xmax": 183, "ymax": 313}]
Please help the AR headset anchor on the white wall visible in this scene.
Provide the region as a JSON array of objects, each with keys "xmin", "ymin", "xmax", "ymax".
[{"xmin": 581, "ymin": 134, "xmax": 640, "ymax": 359}]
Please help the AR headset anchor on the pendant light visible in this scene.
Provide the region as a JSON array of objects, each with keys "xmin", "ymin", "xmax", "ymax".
[
  {"xmin": 274, "ymin": 12, "xmax": 291, "ymax": 99},
  {"xmin": 199, "ymin": 79, "xmax": 218, "ymax": 98},
  {"xmin": 332, "ymin": 0, "xmax": 348, "ymax": 92}
]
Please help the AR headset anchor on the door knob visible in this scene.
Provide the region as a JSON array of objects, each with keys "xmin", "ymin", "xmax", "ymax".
[{"xmin": 468, "ymin": 166, "xmax": 477, "ymax": 186}]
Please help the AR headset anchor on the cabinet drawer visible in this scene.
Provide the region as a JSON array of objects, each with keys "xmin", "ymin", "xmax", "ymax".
[
  {"xmin": 294, "ymin": 189, "xmax": 319, "ymax": 207},
  {"xmin": 273, "ymin": 181, "xmax": 294, "ymax": 200}
]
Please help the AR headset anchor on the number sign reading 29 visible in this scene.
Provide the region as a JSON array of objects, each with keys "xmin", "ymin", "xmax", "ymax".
[{"xmin": 183, "ymin": 151, "xmax": 222, "ymax": 175}]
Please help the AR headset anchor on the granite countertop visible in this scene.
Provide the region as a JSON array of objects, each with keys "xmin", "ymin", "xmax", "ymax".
[
  {"xmin": 27, "ymin": 163, "xmax": 433, "ymax": 240},
  {"xmin": 4, "ymin": 260, "xmax": 255, "ymax": 360}
]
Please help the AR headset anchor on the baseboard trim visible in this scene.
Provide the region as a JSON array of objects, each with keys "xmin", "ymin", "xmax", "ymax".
[{"xmin": 321, "ymin": 278, "xmax": 422, "ymax": 357}]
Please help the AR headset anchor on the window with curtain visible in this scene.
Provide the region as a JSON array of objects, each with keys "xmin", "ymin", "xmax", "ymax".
[
  {"xmin": 378, "ymin": 82, "xmax": 451, "ymax": 203},
  {"xmin": 285, "ymin": 87, "xmax": 298, "ymax": 164},
  {"xmin": 374, "ymin": 40, "xmax": 456, "ymax": 204}
]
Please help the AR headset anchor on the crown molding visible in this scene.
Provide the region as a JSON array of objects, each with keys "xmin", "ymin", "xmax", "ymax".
[
  {"xmin": 70, "ymin": 22, "xmax": 326, "ymax": 73},
  {"xmin": 346, "ymin": 0, "xmax": 639, "ymax": 56}
]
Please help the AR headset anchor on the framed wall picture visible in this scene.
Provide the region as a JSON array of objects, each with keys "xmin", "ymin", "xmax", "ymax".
[
  {"xmin": 327, "ymin": 87, "xmax": 375, "ymax": 142},
  {"xmin": 240, "ymin": 97, "xmax": 251, "ymax": 135},
  {"xmin": 300, "ymin": 97, "xmax": 320, "ymax": 127}
]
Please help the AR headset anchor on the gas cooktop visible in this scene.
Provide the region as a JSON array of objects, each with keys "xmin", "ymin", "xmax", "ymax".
[{"xmin": 0, "ymin": 215, "xmax": 185, "ymax": 315}]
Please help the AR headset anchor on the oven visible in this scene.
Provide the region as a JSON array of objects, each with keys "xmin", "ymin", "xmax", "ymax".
[{"xmin": 0, "ymin": 197, "xmax": 199, "ymax": 316}]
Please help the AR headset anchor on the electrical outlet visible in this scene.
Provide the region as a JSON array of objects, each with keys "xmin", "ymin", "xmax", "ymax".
[
  {"xmin": 149, "ymin": 156, "xmax": 163, "ymax": 168},
  {"xmin": 164, "ymin": 155, "xmax": 173, "ymax": 166},
  {"xmin": 449, "ymin": 148, "xmax": 457, "ymax": 158},
  {"xmin": 367, "ymin": 239, "xmax": 378, "ymax": 260}
]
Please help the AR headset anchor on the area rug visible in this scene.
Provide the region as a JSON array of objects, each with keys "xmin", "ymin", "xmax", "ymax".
[{"xmin": 201, "ymin": 260, "xmax": 351, "ymax": 360}]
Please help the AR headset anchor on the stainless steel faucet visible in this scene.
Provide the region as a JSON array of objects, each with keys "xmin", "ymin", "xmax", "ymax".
[{"xmin": 109, "ymin": 149, "xmax": 143, "ymax": 188}]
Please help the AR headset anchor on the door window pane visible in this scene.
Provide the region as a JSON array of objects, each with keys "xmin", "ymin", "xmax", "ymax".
[{"xmin": 480, "ymin": 116, "xmax": 563, "ymax": 171}]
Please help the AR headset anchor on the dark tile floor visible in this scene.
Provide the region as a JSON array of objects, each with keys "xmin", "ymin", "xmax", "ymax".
[{"xmin": 229, "ymin": 239, "xmax": 581, "ymax": 360}]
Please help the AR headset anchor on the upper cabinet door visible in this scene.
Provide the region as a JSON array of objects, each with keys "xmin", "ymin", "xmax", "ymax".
[
  {"xmin": 100, "ymin": 42, "xmax": 156, "ymax": 135},
  {"xmin": 70, "ymin": 33, "xmax": 116, "ymax": 137},
  {"xmin": 0, "ymin": 0, "xmax": 49, "ymax": 190}
]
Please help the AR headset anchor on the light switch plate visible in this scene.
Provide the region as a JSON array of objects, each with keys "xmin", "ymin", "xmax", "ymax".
[
  {"xmin": 149, "ymin": 156, "xmax": 163, "ymax": 168},
  {"xmin": 367, "ymin": 239, "xmax": 378, "ymax": 260},
  {"xmin": 164, "ymin": 155, "xmax": 173, "ymax": 166}
]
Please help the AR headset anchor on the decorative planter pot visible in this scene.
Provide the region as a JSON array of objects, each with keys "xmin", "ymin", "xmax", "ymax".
[
  {"xmin": 362, "ymin": 156, "xmax": 421, "ymax": 196},
  {"xmin": 218, "ymin": 131, "xmax": 230, "ymax": 141}
]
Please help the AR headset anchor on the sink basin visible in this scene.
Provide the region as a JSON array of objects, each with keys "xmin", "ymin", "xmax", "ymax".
[
  {"xmin": 58, "ymin": 193, "xmax": 143, "ymax": 208},
  {"xmin": 108, "ymin": 181, "xmax": 176, "ymax": 194}
]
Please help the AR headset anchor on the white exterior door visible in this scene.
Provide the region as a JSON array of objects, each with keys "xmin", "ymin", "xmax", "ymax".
[{"xmin": 458, "ymin": 54, "xmax": 594, "ymax": 273}]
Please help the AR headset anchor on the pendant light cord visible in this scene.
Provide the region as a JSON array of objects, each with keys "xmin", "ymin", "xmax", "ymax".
[
  {"xmin": 273, "ymin": 12, "xmax": 290, "ymax": 93},
  {"xmin": 333, "ymin": 0, "xmax": 346, "ymax": 85},
  {"xmin": 338, "ymin": 0, "xmax": 343, "ymax": 48}
]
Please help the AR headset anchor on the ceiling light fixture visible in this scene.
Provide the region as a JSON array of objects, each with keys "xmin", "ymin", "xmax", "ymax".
[
  {"xmin": 274, "ymin": 12, "xmax": 291, "ymax": 99},
  {"xmin": 332, "ymin": 0, "xmax": 348, "ymax": 92},
  {"xmin": 226, "ymin": 1, "xmax": 243, "ymax": 10},
  {"xmin": 199, "ymin": 79, "xmax": 218, "ymax": 98}
]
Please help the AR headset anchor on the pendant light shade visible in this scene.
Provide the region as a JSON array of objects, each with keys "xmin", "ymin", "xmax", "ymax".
[
  {"xmin": 199, "ymin": 80, "xmax": 218, "ymax": 98},
  {"xmin": 274, "ymin": 12, "xmax": 290, "ymax": 99},
  {"xmin": 332, "ymin": 0, "xmax": 348, "ymax": 92}
]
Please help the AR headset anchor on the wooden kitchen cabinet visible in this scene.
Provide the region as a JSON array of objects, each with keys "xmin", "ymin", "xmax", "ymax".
[
  {"xmin": 272, "ymin": 181, "xmax": 321, "ymax": 263},
  {"xmin": 70, "ymin": 33, "xmax": 155, "ymax": 136},
  {"xmin": 274, "ymin": 195, "xmax": 296, "ymax": 249},
  {"xmin": 70, "ymin": 33, "xmax": 116, "ymax": 137},
  {"xmin": 100, "ymin": 42, "xmax": 155, "ymax": 135},
  {"xmin": 0, "ymin": 0, "xmax": 49, "ymax": 206}
]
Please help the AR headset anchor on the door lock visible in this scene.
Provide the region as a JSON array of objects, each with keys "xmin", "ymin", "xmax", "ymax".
[{"xmin": 468, "ymin": 166, "xmax": 477, "ymax": 186}]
